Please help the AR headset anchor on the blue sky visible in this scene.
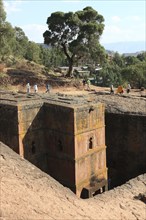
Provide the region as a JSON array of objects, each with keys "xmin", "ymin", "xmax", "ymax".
[{"xmin": 3, "ymin": 0, "xmax": 146, "ymax": 45}]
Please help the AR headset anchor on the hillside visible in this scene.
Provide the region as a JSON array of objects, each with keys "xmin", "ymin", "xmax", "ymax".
[
  {"xmin": 0, "ymin": 59, "xmax": 80, "ymax": 92},
  {"xmin": 0, "ymin": 142, "xmax": 146, "ymax": 220}
]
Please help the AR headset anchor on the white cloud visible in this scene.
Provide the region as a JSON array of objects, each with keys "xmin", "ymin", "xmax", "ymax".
[
  {"xmin": 22, "ymin": 24, "xmax": 47, "ymax": 43},
  {"xmin": 111, "ymin": 16, "xmax": 121, "ymax": 23},
  {"xmin": 125, "ymin": 15, "xmax": 141, "ymax": 21},
  {"xmin": 4, "ymin": 0, "xmax": 23, "ymax": 14}
]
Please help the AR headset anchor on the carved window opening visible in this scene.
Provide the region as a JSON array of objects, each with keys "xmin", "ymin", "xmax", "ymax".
[
  {"xmin": 89, "ymin": 137, "xmax": 93, "ymax": 149},
  {"xmin": 31, "ymin": 141, "xmax": 36, "ymax": 154},
  {"xmin": 58, "ymin": 140, "xmax": 63, "ymax": 152},
  {"xmin": 89, "ymin": 106, "xmax": 94, "ymax": 113}
]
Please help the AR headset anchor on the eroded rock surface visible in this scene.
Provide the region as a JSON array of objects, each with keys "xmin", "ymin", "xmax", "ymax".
[{"xmin": 0, "ymin": 142, "xmax": 146, "ymax": 220}]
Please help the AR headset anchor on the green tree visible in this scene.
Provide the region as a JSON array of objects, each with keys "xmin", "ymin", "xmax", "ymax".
[
  {"xmin": 12, "ymin": 27, "xmax": 29, "ymax": 57},
  {"xmin": 112, "ymin": 52, "xmax": 125, "ymax": 68},
  {"xmin": 121, "ymin": 63, "xmax": 146, "ymax": 88},
  {"xmin": 124, "ymin": 55, "xmax": 139, "ymax": 66},
  {"xmin": 43, "ymin": 6, "xmax": 104, "ymax": 77},
  {"xmin": 0, "ymin": 0, "xmax": 6, "ymax": 23},
  {"xmin": 0, "ymin": 0, "xmax": 15, "ymax": 59},
  {"xmin": 86, "ymin": 39, "xmax": 106, "ymax": 66},
  {"xmin": 96, "ymin": 63, "xmax": 122, "ymax": 87},
  {"xmin": 39, "ymin": 45, "xmax": 66, "ymax": 68},
  {"xmin": 25, "ymin": 41, "xmax": 41, "ymax": 63},
  {"xmin": 49, "ymin": 47, "xmax": 67, "ymax": 68},
  {"xmin": 137, "ymin": 52, "xmax": 146, "ymax": 62}
]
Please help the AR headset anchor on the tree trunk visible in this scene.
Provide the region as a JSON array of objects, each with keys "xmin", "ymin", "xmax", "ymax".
[
  {"xmin": 61, "ymin": 43, "xmax": 74, "ymax": 78},
  {"xmin": 66, "ymin": 58, "xmax": 73, "ymax": 77}
]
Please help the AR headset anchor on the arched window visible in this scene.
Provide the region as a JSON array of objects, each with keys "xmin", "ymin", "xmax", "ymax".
[
  {"xmin": 89, "ymin": 137, "xmax": 93, "ymax": 149},
  {"xmin": 89, "ymin": 106, "xmax": 94, "ymax": 113}
]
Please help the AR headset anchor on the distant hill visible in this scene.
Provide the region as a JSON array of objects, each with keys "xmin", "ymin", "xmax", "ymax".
[
  {"xmin": 38, "ymin": 43, "xmax": 50, "ymax": 48},
  {"xmin": 101, "ymin": 41, "xmax": 145, "ymax": 54},
  {"xmin": 122, "ymin": 51, "xmax": 145, "ymax": 57},
  {"xmin": 105, "ymin": 50, "xmax": 145, "ymax": 57},
  {"xmin": 38, "ymin": 42, "xmax": 145, "ymax": 55}
]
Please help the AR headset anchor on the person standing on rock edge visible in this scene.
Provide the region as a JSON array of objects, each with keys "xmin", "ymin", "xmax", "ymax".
[
  {"xmin": 46, "ymin": 83, "xmax": 50, "ymax": 93},
  {"xmin": 110, "ymin": 84, "xmax": 114, "ymax": 94},
  {"xmin": 82, "ymin": 79, "xmax": 86, "ymax": 90},
  {"xmin": 34, "ymin": 84, "xmax": 38, "ymax": 93},
  {"xmin": 26, "ymin": 83, "xmax": 30, "ymax": 94},
  {"xmin": 86, "ymin": 79, "xmax": 91, "ymax": 91},
  {"xmin": 126, "ymin": 83, "xmax": 131, "ymax": 93}
]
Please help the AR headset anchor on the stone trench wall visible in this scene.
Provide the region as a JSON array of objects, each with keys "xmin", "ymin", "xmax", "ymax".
[
  {"xmin": 105, "ymin": 113, "xmax": 146, "ymax": 189},
  {"xmin": 0, "ymin": 103, "xmax": 19, "ymax": 153}
]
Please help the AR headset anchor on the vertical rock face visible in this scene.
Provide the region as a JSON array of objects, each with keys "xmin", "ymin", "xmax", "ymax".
[
  {"xmin": 106, "ymin": 113, "xmax": 146, "ymax": 189},
  {"xmin": 0, "ymin": 102, "xmax": 19, "ymax": 153},
  {"xmin": 0, "ymin": 93, "xmax": 108, "ymax": 198}
]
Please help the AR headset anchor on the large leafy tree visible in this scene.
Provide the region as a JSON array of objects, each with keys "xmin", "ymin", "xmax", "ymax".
[
  {"xmin": 0, "ymin": 0, "xmax": 6, "ymax": 23},
  {"xmin": 137, "ymin": 52, "xmax": 146, "ymax": 62},
  {"xmin": 112, "ymin": 52, "xmax": 125, "ymax": 68},
  {"xmin": 121, "ymin": 63, "xmax": 146, "ymax": 88},
  {"xmin": 25, "ymin": 41, "xmax": 41, "ymax": 63},
  {"xmin": 0, "ymin": 0, "xmax": 15, "ymax": 59},
  {"xmin": 96, "ymin": 63, "xmax": 122, "ymax": 87},
  {"xmin": 39, "ymin": 46, "xmax": 66, "ymax": 68},
  {"xmin": 43, "ymin": 6, "xmax": 104, "ymax": 77},
  {"xmin": 12, "ymin": 27, "xmax": 29, "ymax": 57},
  {"xmin": 124, "ymin": 55, "xmax": 140, "ymax": 66}
]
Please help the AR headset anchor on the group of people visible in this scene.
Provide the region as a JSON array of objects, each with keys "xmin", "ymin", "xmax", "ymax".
[
  {"xmin": 110, "ymin": 84, "xmax": 131, "ymax": 94},
  {"xmin": 26, "ymin": 81, "xmax": 132, "ymax": 95},
  {"xmin": 26, "ymin": 83, "xmax": 51, "ymax": 94}
]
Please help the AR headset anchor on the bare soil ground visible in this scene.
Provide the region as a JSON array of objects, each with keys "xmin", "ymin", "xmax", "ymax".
[
  {"xmin": 1, "ymin": 82, "xmax": 146, "ymax": 115},
  {"xmin": 1, "ymin": 65, "xmax": 145, "ymax": 96},
  {"xmin": 0, "ymin": 142, "xmax": 146, "ymax": 220}
]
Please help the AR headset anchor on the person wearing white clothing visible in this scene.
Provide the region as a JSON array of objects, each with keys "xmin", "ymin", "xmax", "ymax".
[
  {"xmin": 110, "ymin": 84, "xmax": 114, "ymax": 94},
  {"xmin": 34, "ymin": 84, "xmax": 38, "ymax": 93},
  {"xmin": 126, "ymin": 84, "xmax": 131, "ymax": 93},
  {"xmin": 26, "ymin": 83, "xmax": 30, "ymax": 94}
]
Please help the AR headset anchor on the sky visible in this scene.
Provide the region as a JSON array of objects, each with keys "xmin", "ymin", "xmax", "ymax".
[{"xmin": 3, "ymin": 0, "xmax": 146, "ymax": 46}]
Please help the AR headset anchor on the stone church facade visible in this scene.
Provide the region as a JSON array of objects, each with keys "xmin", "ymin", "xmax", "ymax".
[{"xmin": 0, "ymin": 92, "xmax": 108, "ymax": 198}]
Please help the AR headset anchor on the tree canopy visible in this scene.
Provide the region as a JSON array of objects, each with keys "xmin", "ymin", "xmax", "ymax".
[{"xmin": 43, "ymin": 6, "xmax": 105, "ymax": 77}]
